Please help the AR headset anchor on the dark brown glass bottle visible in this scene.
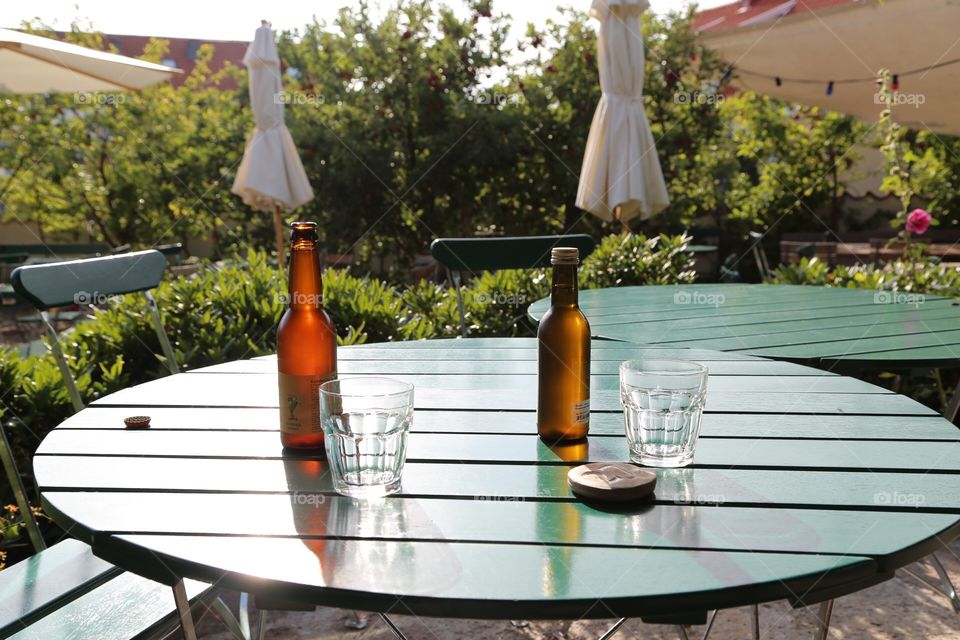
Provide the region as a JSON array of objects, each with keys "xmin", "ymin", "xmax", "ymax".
[
  {"xmin": 537, "ymin": 247, "xmax": 590, "ymax": 442},
  {"xmin": 277, "ymin": 222, "xmax": 337, "ymax": 449}
]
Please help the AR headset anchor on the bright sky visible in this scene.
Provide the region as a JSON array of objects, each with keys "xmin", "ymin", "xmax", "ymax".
[{"xmin": 4, "ymin": 0, "xmax": 732, "ymax": 41}]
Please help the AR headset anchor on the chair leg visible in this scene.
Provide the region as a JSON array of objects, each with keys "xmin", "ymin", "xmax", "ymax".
[
  {"xmin": 449, "ymin": 269, "xmax": 466, "ymax": 338},
  {"xmin": 811, "ymin": 600, "xmax": 833, "ymax": 640},
  {"xmin": 676, "ymin": 624, "xmax": 690, "ymax": 640},
  {"xmin": 172, "ymin": 580, "xmax": 199, "ymax": 640},
  {"xmin": 0, "ymin": 422, "xmax": 46, "ymax": 551},
  {"xmin": 41, "ymin": 311, "xmax": 84, "ymax": 412},
  {"xmin": 942, "ymin": 375, "xmax": 960, "ymax": 424},
  {"xmin": 145, "ymin": 290, "xmax": 180, "ymax": 374},
  {"xmin": 206, "ymin": 595, "xmax": 249, "ymax": 640}
]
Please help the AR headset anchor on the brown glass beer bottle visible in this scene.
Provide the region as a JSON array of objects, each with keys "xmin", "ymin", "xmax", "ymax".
[
  {"xmin": 537, "ymin": 247, "xmax": 591, "ymax": 442},
  {"xmin": 277, "ymin": 222, "xmax": 337, "ymax": 449}
]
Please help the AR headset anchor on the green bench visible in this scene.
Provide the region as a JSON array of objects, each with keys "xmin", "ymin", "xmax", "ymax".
[
  {"xmin": 0, "ymin": 539, "xmax": 214, "ymax": 640},
  {"xmin": 0, "ymin": 421, "xmax": 251, "ymax": 640}
]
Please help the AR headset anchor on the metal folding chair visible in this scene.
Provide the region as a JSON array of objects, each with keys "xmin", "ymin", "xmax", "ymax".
[
  {"xmin": 5, "ymin": 251, "xmax": 261, "ymax": 640},
  {"xmin": 11, "ymin": 250, "xmax": 180, "ymax": 412},
  {"xmin": 430, "ymin": 234, "xmax": 596, "ymax": 337}
]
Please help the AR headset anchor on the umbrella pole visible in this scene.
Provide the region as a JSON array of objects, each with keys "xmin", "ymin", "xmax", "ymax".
[
  {"xmin": 273, "ymin": 206, "xmax": 286, "ymax": 267},
  {"xmin": 614, "ymin": 207, "xmax": 631, "ymax": 235}
]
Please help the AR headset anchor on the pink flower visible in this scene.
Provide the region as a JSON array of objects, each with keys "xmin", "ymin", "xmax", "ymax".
[{"xmin": 906, "ymin": 208, "xmax": 932, "ymax": 235}]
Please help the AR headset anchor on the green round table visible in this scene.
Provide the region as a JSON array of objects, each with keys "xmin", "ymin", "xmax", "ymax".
[
  {"xmin": 529, "ymin": 284, "xmax": 960, "ymax": 370},
  {"xmin": 33, "ymin": 338, "xmax": 960, "ymax": 636}
]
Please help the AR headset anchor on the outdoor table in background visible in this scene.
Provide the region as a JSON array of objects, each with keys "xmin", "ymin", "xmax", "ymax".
[
  {"xmin": 529, "ymin": 284, "xmax": 960, "ymax": 371},
  {"xmin": 33, "ymin": 338, "xmax": 960, "ymax": 638}
]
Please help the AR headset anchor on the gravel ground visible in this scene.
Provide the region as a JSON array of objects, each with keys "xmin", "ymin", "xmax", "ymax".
[{"xmin": 196, "ymin": 539, "xmax": 960, "ymax": 640}]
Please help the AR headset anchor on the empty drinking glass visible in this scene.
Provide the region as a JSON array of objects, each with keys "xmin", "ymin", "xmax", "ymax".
[
  {"xmin": 620, "ymin": 360, "xmax": 708, "ymax": 468},
  {"xmin": 320, "ymin": 377, "xmax": 414, "ymax": 498}
]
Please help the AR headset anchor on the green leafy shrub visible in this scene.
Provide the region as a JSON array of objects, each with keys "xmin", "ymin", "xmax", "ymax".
[
  {"xmin": 462, "ymin": 269, "xmax": 551, "ymax": 337},
  {"xmin": 770, "ymin": 256, "xmax": 960, "ymax": 297},
  {"xmin": 581, "ymin": 233, "xmax": 697, "ymax": 288}
]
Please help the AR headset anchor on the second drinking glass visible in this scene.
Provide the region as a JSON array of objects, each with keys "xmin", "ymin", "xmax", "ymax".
[{"xmin": 619, "ymin": 360, "xmax": 708, "ymax": 468}]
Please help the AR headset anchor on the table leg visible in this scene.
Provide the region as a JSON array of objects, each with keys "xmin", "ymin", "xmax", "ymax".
[
  {"xmin": 379, "ymin": 613, "xmax": 410, "ymax": 640},
  {"xmin": 172, "ymin": 579, "xmax": 199, "ymax": 640},
  {"xmin": 256, "ymin": 609, "xmax": 268, "ymax": 640},
  {"xmin": 811, "ymin": 599, "xmax": 833, "ymax": 640},
  {"xmin": 751, "ymin": 603, "xmax": 760, "ymax": 639},
  {"xmin": 597, "ymin": 617, "xmax": 627, "ymax": 639},
  {"xmin": 238, "ymin": 592, "xmax": 251, "ymax": 639},
  {"xmin": 930, "ymin": 554, "xmax": 960, "ymax": 613},
  {"xmin": 700, "ymin": 610, "xmax": 722, "ymax": 639}
]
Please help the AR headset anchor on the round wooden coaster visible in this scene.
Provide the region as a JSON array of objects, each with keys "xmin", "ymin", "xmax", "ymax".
[{"xmin": 568, "ymin": 462, "xmax": 656, "ymax": 503}]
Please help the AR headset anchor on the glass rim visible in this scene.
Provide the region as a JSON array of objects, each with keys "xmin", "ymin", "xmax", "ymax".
[
  {"xmin": 319, "ymin": 376, "xmax": 414, "ymax": 398},
  {"xmin": 619, "ymin": 359, "xmax": 708, "ymax": 376}
]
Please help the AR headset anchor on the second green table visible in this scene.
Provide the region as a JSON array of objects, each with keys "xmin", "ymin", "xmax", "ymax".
[{"xmin": 529, "ymin": 284, "xmax": 960, "ymax": 370}]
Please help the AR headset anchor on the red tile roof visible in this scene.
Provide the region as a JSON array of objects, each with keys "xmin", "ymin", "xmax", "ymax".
[
  {"xmin": 107, "ymin": 34, "xmax": 247, "ymax": 88},
  {"xmin": 48, "ymin": 31, "xmax": 248, "ymax": 88},
  {"xmin": 693, "ymin": 0, "xmax": 858, "ymax": 32}
]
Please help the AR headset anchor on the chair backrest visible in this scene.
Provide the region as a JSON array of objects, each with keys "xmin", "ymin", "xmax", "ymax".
[
  {"xmin": 156, "ymin": 242, "xmax": 184, "ymax": 259},
  {"xmin": 11, "ymin": 250, "xmax": 167, "ymax": 311},
  {"xmin": 0, "ymin": 242, "xmax": 111, "ymax": 257},
  {"xmin": 0, "ymin": 423, "xmax": 45, "ymax": 552},
  {"xmin": 11, "ymin": 250, "xmax": 178, "ymax": 412},
  {"xmin": 430, "ymin": 234, "xmax": 596, "ymax": 273},
  {"xmin": 430, "ymin": 235, "xmax": 595, "ymax": 338},
  {"xmin": 0, "ymin": 253, "xmax": 30, "ymax": 265}
]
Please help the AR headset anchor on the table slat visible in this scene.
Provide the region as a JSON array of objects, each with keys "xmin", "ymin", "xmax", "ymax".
[
  {"xmin": 35, "ymin": 456, "xmax": 960, "ymax": 512},
  {"xmin": 59, "ymin": 407, "xmax": 957, "ymax": 440}
]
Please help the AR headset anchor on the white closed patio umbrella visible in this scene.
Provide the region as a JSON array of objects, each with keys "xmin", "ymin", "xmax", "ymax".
[
  {"xmin": 0, "ymin": 27, "xmax": 179, "ymax": 93},
  {"xmin": 232, "ymin": 21, "xmax": 314, "ymax": 264},
  {"xmin": 576, "ymin": 0, "xmax": 669, "ymax": 224}
]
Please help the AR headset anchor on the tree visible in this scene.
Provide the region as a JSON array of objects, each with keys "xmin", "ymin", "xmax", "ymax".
[{"xmin": 1, "ymin": 24, "xmax": 249, "ymax": 249}]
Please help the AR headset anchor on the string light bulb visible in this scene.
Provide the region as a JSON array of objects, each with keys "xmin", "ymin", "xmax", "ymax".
[{"xmin": 826, "ymin": 80, "xmax": 834, "ymax": 96}]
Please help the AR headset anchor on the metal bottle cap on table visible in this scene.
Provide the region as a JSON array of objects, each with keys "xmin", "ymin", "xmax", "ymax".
[{"xmin": 123, "ymin": 415, "xmax": 151, "ymax": 429}]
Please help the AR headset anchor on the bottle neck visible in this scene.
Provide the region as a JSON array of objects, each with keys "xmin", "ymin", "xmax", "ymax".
[
  {"xmin": 551, "ymin": 263, "xmax": 578, "ymax": 307},
  {"xmin": 288, "ymin": 241, "xmax": 324, "ymax": 310}
]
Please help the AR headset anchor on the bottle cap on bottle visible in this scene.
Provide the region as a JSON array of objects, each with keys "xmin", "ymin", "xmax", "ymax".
[
  {"xmin": 290, "ymin": 221, "xmax": 318, "ymax": 241},
  {"xmin": 551, "ymin": 247, "xmax": 580, "ymax": 265}
]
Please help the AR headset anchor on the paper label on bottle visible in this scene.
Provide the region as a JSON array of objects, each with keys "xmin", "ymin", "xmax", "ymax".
[
  {"xmin": 278, "ymin": 372, "xmax": 333, "ymax": 434},
  {"xmin": 574, "ymin": 399, "xmax": 590, "ymax": 425}
]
